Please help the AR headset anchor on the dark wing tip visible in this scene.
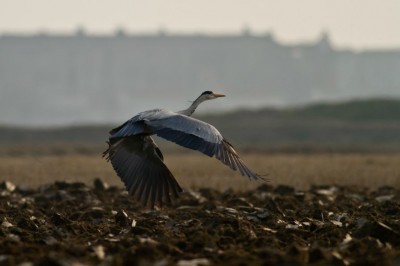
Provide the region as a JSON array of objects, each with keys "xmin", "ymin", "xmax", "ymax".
[
  {"xmin": 102, "ymin": 141, "xmax": 112, "ymax": 161},
  {"xmin": 216, "ymin": 139, "xmax": 266, "ymax": 181},
  {"xmin": 251, "ymin": 173, "xmax": 270, "ymax": 182},
  {"xmin": 127, "ymin": 172, "xmax": 183, "ymax": 209},
  {"xmin": 118, "ymin": 163, "xmax": 183, "ymax": 209}
]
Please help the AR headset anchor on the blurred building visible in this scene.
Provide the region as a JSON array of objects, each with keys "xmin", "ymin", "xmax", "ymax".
[{"xmin": 0, "ymin": 32, "xmax": 399, "ymax": 125}]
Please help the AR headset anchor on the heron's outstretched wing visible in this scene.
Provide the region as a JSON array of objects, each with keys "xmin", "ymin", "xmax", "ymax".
[
  {"xmin": 144, "ymin": 111, "xmax": 264, "ymax": 181},
  {"xmin": 103, "ymin": 135, "xmax": 182, "ymax": 208}
]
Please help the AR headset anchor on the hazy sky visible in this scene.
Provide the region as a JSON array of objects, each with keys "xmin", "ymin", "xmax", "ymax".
[{"xmin": 1, "ymin": 0, "xmax": 400, "ymax": 49}]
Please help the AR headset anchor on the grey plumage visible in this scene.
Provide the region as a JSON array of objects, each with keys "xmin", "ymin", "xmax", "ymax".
[{"xmin": 103, "ymin": 91, "xmax": 264, "ymax": 208}]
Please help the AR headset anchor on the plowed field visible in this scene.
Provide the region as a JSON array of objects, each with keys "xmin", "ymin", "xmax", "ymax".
[{"xmin": 1, "ymin": 180, "xmax": 399, "ymax": 265}]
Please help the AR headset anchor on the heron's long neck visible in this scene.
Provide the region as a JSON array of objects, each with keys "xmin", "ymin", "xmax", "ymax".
[{"xmin": 177, "ymin": 97, "xmax": 206, "ymax": 116}]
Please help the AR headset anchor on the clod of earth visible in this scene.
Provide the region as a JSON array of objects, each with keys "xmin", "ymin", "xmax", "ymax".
[{"xmin": 0, "ymin": 180, "xmax": 399, "ymax": 265}]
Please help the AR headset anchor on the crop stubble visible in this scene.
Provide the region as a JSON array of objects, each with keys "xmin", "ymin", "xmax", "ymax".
[{"xmin": 1, "ymin": 153, "xmax": 399, "ymax": 190}]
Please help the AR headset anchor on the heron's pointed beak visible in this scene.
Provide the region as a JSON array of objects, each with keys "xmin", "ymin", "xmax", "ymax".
[{"xmin": 212, "ymin": 93, "xmax": 226, "ymax": 98}]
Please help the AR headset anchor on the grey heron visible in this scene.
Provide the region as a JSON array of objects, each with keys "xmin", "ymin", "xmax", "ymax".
[{"xmin": 103, "ymin": 91, "xmax": 264, "ymax": 208}]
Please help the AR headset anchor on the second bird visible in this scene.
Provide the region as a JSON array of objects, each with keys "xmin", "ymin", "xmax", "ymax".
[{"xmin": 103, "ymin": 91, "xmax": 264, "ymax": 208}]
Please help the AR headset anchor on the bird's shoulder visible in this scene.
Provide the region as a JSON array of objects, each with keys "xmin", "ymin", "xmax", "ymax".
[
  {"xmin": 109, "ymin": 109, "xmax": 170, "ymax": 136},
  {"xmin": 133, "ymin": 108, "xmax": 176, "ymax": 121}
]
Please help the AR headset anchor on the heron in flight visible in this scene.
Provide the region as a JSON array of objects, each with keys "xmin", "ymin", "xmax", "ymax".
[{"xmin": 103, "ymin": 91, "xmax": 264, "ymax": 208}]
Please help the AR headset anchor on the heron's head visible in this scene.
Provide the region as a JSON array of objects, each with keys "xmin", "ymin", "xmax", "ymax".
[
  {"xmin": 182, "ymin": 91, "xmax": 225, "ymax": 115},
  {"xmin": 199, "ymin": 91, "xmax": 226, "ymax": 101}
]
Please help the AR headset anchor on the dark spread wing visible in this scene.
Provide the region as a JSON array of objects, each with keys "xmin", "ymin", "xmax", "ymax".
[
  {"xmin": 145, "ymin": 112, "xmax": 264, "ymax": 181},
  {"xmin": 103, "ymin": 135, "xmax": 182, "ymax": 208}
]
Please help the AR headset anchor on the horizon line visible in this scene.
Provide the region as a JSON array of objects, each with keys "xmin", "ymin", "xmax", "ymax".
[{"xmin": 2, "ymin": 29, "xmax": 399, "ymax": 51}]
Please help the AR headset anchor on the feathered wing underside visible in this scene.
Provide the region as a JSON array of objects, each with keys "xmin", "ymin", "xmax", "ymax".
[{"xmin": 103, "ymin": 136, "xmax": 182, "ymax": 208}]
